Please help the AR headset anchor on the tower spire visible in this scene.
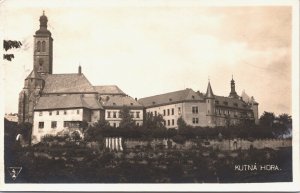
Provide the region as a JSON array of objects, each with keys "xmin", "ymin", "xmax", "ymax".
[
  {"xmin": 205, "ymin": 80, "xmax": 214, "ymax": 98},
  {"xmin": 229, "ymin": 76, "xmax": 238, "ymax": 98}
]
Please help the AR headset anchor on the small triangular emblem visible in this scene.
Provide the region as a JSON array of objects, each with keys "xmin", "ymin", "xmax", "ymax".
[{"xmin": 8, "ymin": 167, "xmax": 22, "ymax": 180}]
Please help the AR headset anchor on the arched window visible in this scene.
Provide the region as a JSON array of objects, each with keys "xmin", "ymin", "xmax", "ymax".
[
  {"xmin": 42, "ymin": 41, "xmax": 46, "ymax": 52},
  {"xmin": 37, "ymin": 41, "xmax": 41, "ymax": 52}
]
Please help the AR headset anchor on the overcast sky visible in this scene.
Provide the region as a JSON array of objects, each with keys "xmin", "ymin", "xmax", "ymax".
[{"xmin": 1, "ymin": 0, "xmax": 295, "ymax": 116}]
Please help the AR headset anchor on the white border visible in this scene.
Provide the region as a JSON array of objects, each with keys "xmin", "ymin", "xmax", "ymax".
[{"xmin": 0, "ymin": 0, "xmax": 299, "ymax": 191}]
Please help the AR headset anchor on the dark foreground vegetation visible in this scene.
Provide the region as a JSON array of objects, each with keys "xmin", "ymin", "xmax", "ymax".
[
  {"xmin": 5, "ymin": 137, "xmax": 292, "ymax": 183},
  {"xmin": 4, "ymin": 110, "xmax": 292, "ymax": 183}
]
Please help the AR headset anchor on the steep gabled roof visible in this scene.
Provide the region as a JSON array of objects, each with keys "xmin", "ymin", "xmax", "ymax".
[
  {"xmin": 94, "ymin": 85, "xmax": 125, "ymax": 95},
  {"xmin": 41, "ymin": 73, "xmax": 96, "ymax": 94},
  {"xmin": 138, "ymin": 88, "xmax": 204, "ymax": 107},
  {"xmin": 35, "ymin": 95, "xmax": 103, "ymax": 110},
  {"xmin": 101, "ymin": 95, "xmax": 143, "ymax": 108}
]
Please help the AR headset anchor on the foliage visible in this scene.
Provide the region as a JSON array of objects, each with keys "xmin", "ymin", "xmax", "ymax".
[
  {"xmin": 3, "ymin": 40, "xmax": 22, "ymax": 61},
  {"xmin": 172, "ymin": 135, "xmax": 186, "ymax": 144},
  {"xmin": 143, "ymin": 112, "xmax": 165, "ymax": 130},
  {"xmin": 259, "ymin": 111, "xmax": 276, "ymax": 127},
  {"xmin": 84, "ymin": 120, "xmax": 110, "ymax": 141},
  {"xmin": 119, "ymin": 106, "xmax": 135, "ymax": 129},
  {"xmin": 17, "ymin": 122, "xmax": 33, "ymax": 144},
  {"xmin": 177, "ymin": 117, "xmax": 187, "ymax": 130}
]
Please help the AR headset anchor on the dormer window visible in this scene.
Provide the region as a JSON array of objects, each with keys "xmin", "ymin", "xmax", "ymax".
[
  {"xmin": 192, "ymin": 95, "xmax": 195, "ymax": 99},
  {"xmin": 113, "ymin": 102, "xmax": 116, "ymax": 106},
  {"xmin": 152, "ymin": 101, "xmax": 156, "ymax": 105},
  {"xmin": 234, "ymin": 103, "xmax": 238, "ymax": 107},
  {"xmin": 169, "ymin": 98, "xmax": 172, "ymax": 102},
  {"xmin": 215, "ymin": 100, "xmax": 219, "ymax": 105},
  {"xmin": 130, "ymin": 103, "xmax": 133, "ymax": 106},
  {"xmin": 224, "ymin": 101, "xmax": 228, "ymax": 105}
]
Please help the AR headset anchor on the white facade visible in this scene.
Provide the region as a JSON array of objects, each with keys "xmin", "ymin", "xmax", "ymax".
[
  {"xmin": 32, "ymin": 108, "xmax": 85, "ymax": 142},
  {"xmin": 105, "ymin": 109, "xmax": 143, "ymax": 127}
]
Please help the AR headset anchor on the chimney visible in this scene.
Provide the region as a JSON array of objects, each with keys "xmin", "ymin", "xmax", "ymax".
[
  {"xmin": 78, "ymin": 65, "xmax": 82, "ymax": 74},
  {"xmin": 135, "ymin": 97, "xmax": 137, "ymax": 101}
]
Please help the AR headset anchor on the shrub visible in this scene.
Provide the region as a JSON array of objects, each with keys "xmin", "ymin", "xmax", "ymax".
[{"xmin": 172, "ymin": 135, "xmax": 186, "ymax": 144}]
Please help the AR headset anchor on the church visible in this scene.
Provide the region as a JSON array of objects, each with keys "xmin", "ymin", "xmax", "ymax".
[
  {"xmin": 18, "ymin": 12, "xmax": 259, "ymax": 143},
  {"xmin": 18, "ymin": 12, "xmax": 143, "ymax": 143}
]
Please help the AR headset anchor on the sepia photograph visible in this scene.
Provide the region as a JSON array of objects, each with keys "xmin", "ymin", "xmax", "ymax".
[{"xmin": 1, "ymin": 0, "xmax": 299, "ymax": 191}]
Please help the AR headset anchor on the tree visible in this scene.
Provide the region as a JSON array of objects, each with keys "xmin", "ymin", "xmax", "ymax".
[
  {"xmin": 143, "ymin": 112, "xmax": 165, "ymax": 130},
  {"xmin": 84, "ymin": 120, "xmax": 110, "ymax": 141},
  {"xmin": 119, "ymin": 106, "xmax": 135, "ymax": 129},
  {"xmin": 274, "ymin": 113, "xmax": 292, "ymax": 137},
  {"xmin": 177, "ymin": 117, "xmax": 187, "ymax": 130},
  {"xmin": 17, "ymin": 122, "xmax": 33, "ymax": 145},
  {"xmin": 259, "ymin": 111, "xmax": 275, "ymax": 128},
  {"xmin": 276, "ymin": 113, "xmax": 292, "ymax": 127},
  {"xmin": 3, "ymin": 40, "xmax": 22, "ymax": 61}
]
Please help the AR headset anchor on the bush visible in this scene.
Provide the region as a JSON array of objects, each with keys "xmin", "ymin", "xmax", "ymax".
[{"xmin": 172, "ymin": 135, "xmax": 186, "ymax": 144}]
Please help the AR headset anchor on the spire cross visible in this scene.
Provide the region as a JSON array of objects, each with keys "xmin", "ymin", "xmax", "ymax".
[{"xmin": 43, "ymin": 10, "xmax": 45, "ymax": 15}]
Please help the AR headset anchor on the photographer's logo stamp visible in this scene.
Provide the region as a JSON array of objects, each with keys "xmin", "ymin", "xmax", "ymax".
[{"xmin": 8, "ymin": 167, "xmax": 22, "ymax": 180}]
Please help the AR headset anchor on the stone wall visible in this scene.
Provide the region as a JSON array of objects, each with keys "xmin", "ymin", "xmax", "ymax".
[{"xmin": 123, "ymin": 138, "xmax": 292, "ymax": 151}]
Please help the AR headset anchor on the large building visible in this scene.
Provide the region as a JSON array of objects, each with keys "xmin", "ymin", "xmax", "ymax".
[
  {"xmin": 18, "ymin": 12, "xmax": 143, "ymax": 143},
  {"xmin": 18, "ymin": 12, "xmax": 259, "ymax": 143},
  {"xmin": 138, "ymin": 79, "xmax": 259, "ymax": 129}
]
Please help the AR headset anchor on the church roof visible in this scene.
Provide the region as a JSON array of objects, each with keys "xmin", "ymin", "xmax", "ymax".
[
  {"xmin": 94, "ymin": 85, "xmax": 125, "ymax": 95},
  {"xmin": 41, "ymin": 73, "xmax": 96, "ymax": 94},
  {"xmin": 138, "ymin": 88, "xmax": 204, "ymax": 107},
  {"xmin": 214, "ymin": 95, "xmax": 252, "ymax": 110},
  {"xmin": 101, "ymin": 95, "xmax": 143, "ymax": 109},
  {"xmin": 35, "ymin": 95, "xmax": 103, "ymax": 110}
]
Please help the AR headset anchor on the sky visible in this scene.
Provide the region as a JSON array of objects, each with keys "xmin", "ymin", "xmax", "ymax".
[{"xmin": 1, "ymin": 0, "xmax": 295, "ymax": 116}]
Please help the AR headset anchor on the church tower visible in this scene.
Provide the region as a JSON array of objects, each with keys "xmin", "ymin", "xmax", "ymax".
[
  {"xmin": 205, "ymin": 80, "xmax": 215, "ymax": 127},
  {"xmin": 229, "ymin": 76, "xmax": 239, "ymax": 98},
  {"xmin": 33, "ymin": 11, "xmax": 53, "ymax": 74},
  {"xmin": 18, "ymin": 12, "xmax": 51, "ymax": 123}
]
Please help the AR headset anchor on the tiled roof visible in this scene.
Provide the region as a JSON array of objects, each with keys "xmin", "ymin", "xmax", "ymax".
[
  {"xmin": 101, "ymin": 95, "xmax": 143, "ymax": 108},
  {"xmin": 215, "ymin": 95, "xmax": 251, "ymax": 110},
  {"xmin": 35, "ymin": 95, "xmax": 103, "ymax": 110},
  {"xmin": 41, "ymin": 73, "xmax": 96, "ymax": 94},
  {"xmin": 94, "ymin": 85, "xmax": 125, "ymax": 95},
  {"xmin": 138, "ymin": 88, "xmax": 204, "ymax": 107}
]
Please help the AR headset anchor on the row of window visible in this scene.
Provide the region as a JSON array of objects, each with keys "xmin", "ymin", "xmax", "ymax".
[
  {"xmin": 107, "ymin": 111, "xmax": 140, "ymax": 119},
  {"xmin": 163, "ymin": 117, "xmax": 199, "ymax": 126},
  {"xmin": 36, "ymin": 41, "xmax": 46, "ymax": 52},
  {"xmin": 111, "ymin": 122, "xmax": 140, "ymax": 128},
  {"xmin": 151, "ymin": 107, "xmax": 181, "ymax": 117},
  {"xmin": 38, "ymin": 121, "xmax": 81, "ymax": 129},
  {"xmin": 39, "ymin": 109, "xmax": 80, "ymax": 116},
  {"xmin": 151, "ymin": 106, "xmax": 200, "ymax": 117},
  {"xmin": 39, "ymin": 121, "xmax": 56, "ymax": 129},
  {"xmin": 164, "ymin": 119, "xmax": 175, "ymax": 126},
  {"xmin": 214, "ymin": 109, "xmax": 253, "ymax": 117}
]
